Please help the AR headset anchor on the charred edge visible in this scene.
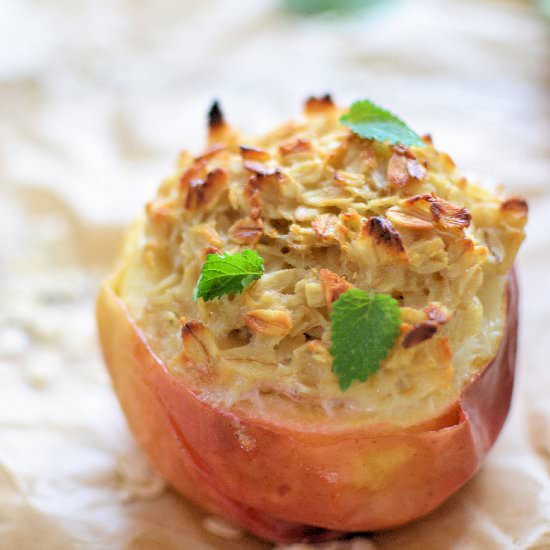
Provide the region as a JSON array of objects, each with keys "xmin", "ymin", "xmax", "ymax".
[
  {"xmin": 366, "ymin": 216, "xmax": 405, "ymax": 252},
  {"xmin": 429, "ymin": 197, "xmax": 471, "ymax": 228},
  {"xmin": 304, "ymin": 94, "xmax": 335, "ymax": 114},
  {"xmin": 402, "ymin": 321, "xmax": 438, "ymax": 348},
  {"xmin": 208, "ymin": 100, "xmax": 224, "ymax": 129},
  {"xmin": 181, "ymin": 319, "xmax": 205, "ymax": 338}
]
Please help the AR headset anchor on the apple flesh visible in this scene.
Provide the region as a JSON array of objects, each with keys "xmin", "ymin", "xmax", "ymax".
[{"xmin": 96, "ymin": 274, "xmax": 518, "ymax": 544}]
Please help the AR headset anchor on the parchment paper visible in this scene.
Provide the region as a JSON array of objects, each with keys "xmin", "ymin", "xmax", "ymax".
[{"xmin": 1, "ymin": 1, "xmax": 549, "ymax": 548}]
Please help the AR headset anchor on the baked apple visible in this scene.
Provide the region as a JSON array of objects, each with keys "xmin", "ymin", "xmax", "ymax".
[{"xmin": 97, "ymin": 97, "xmax": 527, "ymax": 543}]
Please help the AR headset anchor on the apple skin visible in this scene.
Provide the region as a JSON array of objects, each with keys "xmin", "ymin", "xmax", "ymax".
[{"xmin": 96, "ymin": 273, "xmax": 518, "ymax": 544}]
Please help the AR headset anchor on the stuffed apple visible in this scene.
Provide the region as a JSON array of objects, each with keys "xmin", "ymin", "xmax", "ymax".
[{"xmin": 97, "ymin": 97, "xmax": 527, "ymax": 543}]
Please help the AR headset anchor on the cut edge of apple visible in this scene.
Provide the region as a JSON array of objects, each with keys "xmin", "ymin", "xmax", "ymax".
[{"xmin": 96, "ymin": 272, "xmax": 518, "ymax": 544}]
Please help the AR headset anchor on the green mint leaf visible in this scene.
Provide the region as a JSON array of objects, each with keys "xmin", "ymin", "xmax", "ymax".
[
  {"xmin": 340, "ymin": 99, "xmax": 425, "ymax": 147},
  {"xmin": 194, "ymin": 249, "xmax": 264, "ymax": 302},
  {"xmin": 330, "ymin": 288, "xmax": 401, "ymax": 391},
  {"xmin": 285, "ymin": 0, "xmax": 384, "ymax": 15}
]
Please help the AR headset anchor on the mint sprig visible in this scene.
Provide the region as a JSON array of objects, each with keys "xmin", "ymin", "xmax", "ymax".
[
  {"xmin": 330, "ymin": 288, "xmax": 401, "ymax": 391},
  {"xmin": 194, "ymin": 249, "xmax": 264, "ymax": 302},
  {"xmin": 340, "ymin": 99, "xmax": 425, "ymax": 147}
]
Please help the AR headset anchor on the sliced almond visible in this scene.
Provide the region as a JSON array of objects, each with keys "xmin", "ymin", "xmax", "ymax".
[
  {"xmin": 180, "ymin": 320, "xmax": 218, "ymax": 366},
  {"xmin": 319, "ymin": 269, "xmax": 352, "ymax": 309},
  {"xmin": 229, "ymin": 217, "xmax": 263, "ymax": 245},
  {"xmin": 244, "ymin": 309, "xmax": 293, "ymax": 337}
]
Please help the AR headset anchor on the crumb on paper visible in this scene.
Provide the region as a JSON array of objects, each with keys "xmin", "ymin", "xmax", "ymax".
[
  {"xmin": 202, "ymin": 515, "xmax": 243, "ymax": 540},
  {"xmin": 116, "ymin": 451, "xmax": 166, "ymax": 502}
]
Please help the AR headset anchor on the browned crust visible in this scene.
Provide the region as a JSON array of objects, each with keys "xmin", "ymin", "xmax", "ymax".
[
  {"xmin": 387, "ymin": 147, "xmax": 427, "ymax": 188},
  {"xmin": 363, "ymin": 216, "xmax": 405, "ymax": 253},
  {"xmin": 304, "ymin": 94, "xmax": 335, "ymax": 115},
  {"xmin": 279, "ymin": 139, "xmax": 312, "ymax": 156},
  {"xmin": 405, "ymin": 193, "xmax": 471, "ymax": 229},
  {"xmin": 501, "ymin": 196, "xmax": 528, "ymax": 215},
  {"xmin": 184, "ymin": 168, "xmax": 228, "ymax": 210},
  {"xmin": 240, "ymin": 145, "xmax": 271, "ymax": 163}
]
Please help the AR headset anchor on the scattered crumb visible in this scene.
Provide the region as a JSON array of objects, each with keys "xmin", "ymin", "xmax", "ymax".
[{"xmin": 202, "ymin": 515, "xmax": 243, "ymax": 540}]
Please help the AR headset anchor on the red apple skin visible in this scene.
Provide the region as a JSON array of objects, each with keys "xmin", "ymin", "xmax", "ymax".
[{"xmin": 96, "ymin": 273, "xmax": 518, "ymax": 544}]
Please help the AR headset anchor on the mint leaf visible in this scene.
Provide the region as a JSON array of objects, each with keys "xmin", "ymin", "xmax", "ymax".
[
  {"xmin": 194, "ymin": 249, "xmax": 264, "ymax": 302},
  {"xmin": 340, "ymin": 99, "xmax": 425, "ymax": 147},
  {"xmin": 330, "ymin": 288, "xmax": 401, "ymax": 391},
  {"xmin": 285, "ymin": 0, "xmax": 384, "ymax": 15}
]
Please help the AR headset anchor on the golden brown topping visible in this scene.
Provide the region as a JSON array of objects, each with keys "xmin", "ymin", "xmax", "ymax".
[
  {"xmin": 304, "ymin": 94, "xmax": 335, "ymax": 114},
  {"xmin": 244, "ymin": 176, "xmax": 263, "ymax": 220},
  {"xmin": 146, "ymin": 198, "xmax": 176, "ymax": 222},
  {"xmin": 363, "ymin": 216, "xmax": 405, "ymax": 253},
  {"xmin": 181, "ymin": 319, "xmax": 218, "ymax": 366},
  {"xmin": 243, "ymin": 160, "xmax": 282, "ymax": 179},
  {"xmin": 180, "ymin": 160, "xmax": 207, "ymax": 191},
  {"xmin": 402, "ymin": 321, "xmax": 438, "ymax": 348},
  {"xmin": 386, "ymin": 207, "xmax": 434, "ymax": 230},
  {"xmin": 421, "ymin": 134, "xmax": 434, "ymax": 146},
  {"xmin": 424, "ymin": 303, "xmax": 450, "ymax": 325},
  {"xmin": 184, "ymin": 168, "xmax": 228, "ymax": 210},
  {"xmin": 320, "ymin": 269, "xmax": 352, "ymax": 309},
  {"xmin": 501, "ymin": 196, "xmax": 528, "ymax": 215},
  {"xmin": 312, "ymin": 214, "xmax": 339, "ymax": 242},
  {"xmin": 195, "ymin": 144, "xmax": 226, "ymax": 162},
  {"xmin": 279, "ymin": 138, "xmax": 312, "ymax": 156},
  {"xmin": 240, "ymin": 145, "xmax": 270, "ymax": 163},
  {"xmin": 387, "ymin": 149, "xmax": 427, "ymax": 188},
  {"xmin": 244, "ymin": 309, "xmax": 293, "ymax": 337},
  {"xmin": 229, "ymin": 218, "xmax": 264, "ymax": 245},
  {"xmin": 405, "ymin": 194, "xmax": 471, "ymax": 229}
]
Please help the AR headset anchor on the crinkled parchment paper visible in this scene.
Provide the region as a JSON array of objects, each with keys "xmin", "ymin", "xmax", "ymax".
[{"xmin": 1, "ymin": 1, "xmax": 549, "ymax": 548}]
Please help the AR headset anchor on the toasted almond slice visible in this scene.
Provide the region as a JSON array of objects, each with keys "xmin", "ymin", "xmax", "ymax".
[
  {"xmin": 279, "ymin": 138, "xmax": 312, "ymax": 156},
  {"xmin": 386, "ymin": 207, "xmax": 434, "ymax": 230},
  {"xmin": 244, "ymin": 309, "xmax": 293, "ymax": 337},
  {"xmin": 424, "ymin": 302, "xmax": 450, "ymax": 325},
  {"xmin": 180, "ymin": 319, "xmax": 218, "ymax": 366},
  {"xmin": 239, "ymin": 145, "xmax": 271, "ymax": 163},
  {"xmin": 312, "ymin": 214, "xmax": 339, "ymax": 241},
  {"xmin": 319, "ymin": 269, "xmax": 352, "ymax": 309},
  {"xmin": 363, "ymin": 216, "xmax": 405, "ymax": 253},
  {"xmin": 229, "ymin": 218, "xmax": 264, "ymax": 245},
  {"xmin": 387, "ymin": 150, "xmax": 427, "ymax": 188},
  {"xmin": 184, "ymin": 168, "xmax": 228, "ymax": 210},
  {"xmin": 402, "ymin": 321, "xmax": 438, "ymax": 348}
]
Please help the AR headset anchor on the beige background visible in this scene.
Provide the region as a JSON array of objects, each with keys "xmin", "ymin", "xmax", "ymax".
[{"xmin": 0, "ymin": 0, "xmax": 549, "ymax": 548}]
